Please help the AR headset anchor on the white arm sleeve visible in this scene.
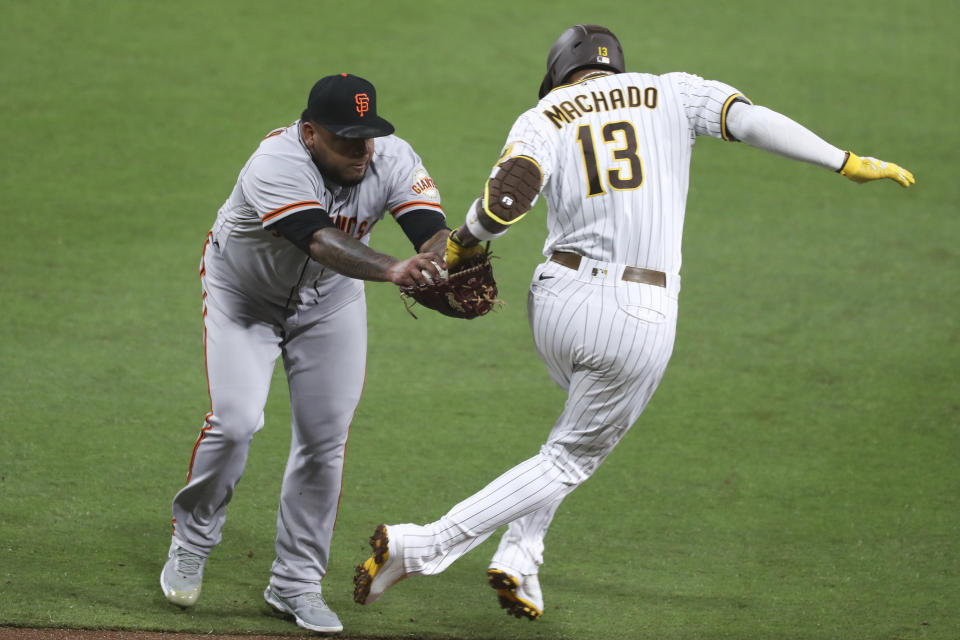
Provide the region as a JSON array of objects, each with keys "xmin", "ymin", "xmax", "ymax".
[{"xmin": 726, "ymin": 102, "xmax": 846, "ymax": 171}]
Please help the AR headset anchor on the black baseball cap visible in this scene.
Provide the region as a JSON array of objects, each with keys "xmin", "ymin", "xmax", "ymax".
[{"xmin": 301, "ymin": 73, "xmax": 395, "ymax": 138}]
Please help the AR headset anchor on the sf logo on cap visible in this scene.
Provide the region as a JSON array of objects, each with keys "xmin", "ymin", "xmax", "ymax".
[{"xmin": 355, "ymin": 93, "xmax": 370, "ymax": 117}]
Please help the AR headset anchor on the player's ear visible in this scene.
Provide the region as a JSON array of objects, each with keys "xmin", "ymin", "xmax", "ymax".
[
  {"xmin": 301, "ymin": 120, "xmax": 320, "ymax": 146},
  {"xmin": 300, "ymin": 120, "xmax": 312, "ymax": 137}
]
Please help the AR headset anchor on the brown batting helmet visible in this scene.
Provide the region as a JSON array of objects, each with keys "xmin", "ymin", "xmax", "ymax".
[{"xmin": 538, "ymin": 24, "xmax": 626, "ymax": 99}]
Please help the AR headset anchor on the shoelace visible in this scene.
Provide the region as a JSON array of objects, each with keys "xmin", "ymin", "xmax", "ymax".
[
  {"xmin": 300, "ymin": 592, "xmax": 329, "ymax": 609},
  {"xmin": 174, "ymin": 547, "xmax": 204, "ymax": 576}
]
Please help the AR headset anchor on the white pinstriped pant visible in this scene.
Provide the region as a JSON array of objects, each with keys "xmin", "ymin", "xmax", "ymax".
[{"xmin": 400, "ymin": 257, "xmax": 679, "ymax": 577}]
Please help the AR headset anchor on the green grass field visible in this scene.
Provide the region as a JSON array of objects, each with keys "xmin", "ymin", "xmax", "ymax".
[{"xmin": 1, "ymin": 1, "xmax": 957, "ymax": 638}]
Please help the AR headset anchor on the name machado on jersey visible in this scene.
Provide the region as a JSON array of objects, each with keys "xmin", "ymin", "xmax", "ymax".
[{"xmin": 541, "ymin": 84, "xmax": 659, "ymax": 129}]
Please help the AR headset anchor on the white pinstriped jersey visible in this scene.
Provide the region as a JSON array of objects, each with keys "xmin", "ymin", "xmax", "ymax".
[
  {"xmin": 387, "ymin": 73, "xmax": 752, "ymax": 585},
  {"xmin": 497, "ymin": 72, "xmax": 747, "ymax": 275},
  {"xmin": 209, "ymin": 121, "xmax": 444, "ymax": 308}
]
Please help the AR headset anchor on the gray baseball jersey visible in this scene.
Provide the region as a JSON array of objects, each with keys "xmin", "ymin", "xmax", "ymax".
[
  {"xmin": 171, "ymin": 120, "xmax": 444, "ymax": 596},
  {"xmin": 210, "ymin": 121, "xmax": 444, "ymax": 308},
  {"xmin": 393, "ymin": 72, "xmax": 746, "ymax": 581}
]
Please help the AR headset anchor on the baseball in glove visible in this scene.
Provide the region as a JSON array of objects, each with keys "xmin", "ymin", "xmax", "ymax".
[{"xmin": 400, "ymin": 247, "xmax": 500, "ymax": 319}]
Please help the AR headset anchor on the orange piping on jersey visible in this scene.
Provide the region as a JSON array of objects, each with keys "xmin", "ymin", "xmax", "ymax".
[
  {"xmin": 262, "ymin": 200, "xmax": 324, "ymax": 225},
  {"xmin": 185, "ymin": 417, "xmax": 213, "ymax": 484},
  {"xmin": 186, "ymin": 294, "xmax": 214, "ymax": 484},
  {"xmin": 263, "ymin": 122, "xmax": 298, "ymax": 140},
  {"xmin": 390, "ymin": 201, "xmax": 445, "ymax": 218},
  {"xmin": 199, "ymin": 231, "xmax": 211, "ymax": 276},
  {"xmin": 721, "ymin": 93, "xmax": 752, "ymax": 142},
  {"xmin": 200, "ymin": 234, "xmax": 212, "ymax": 424},
  {"xmin": 183, "ymin": 236, "xmax": 216, "ymax": 489}
]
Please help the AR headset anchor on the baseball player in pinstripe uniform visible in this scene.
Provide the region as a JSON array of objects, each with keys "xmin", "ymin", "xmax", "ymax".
[
  {"xmin": 160, "ymin": 74, "xmax": 449, "ymax": 634},
  {"xmin": 353, "ymin": 25, "xmax": 914, "ymax": 622}
]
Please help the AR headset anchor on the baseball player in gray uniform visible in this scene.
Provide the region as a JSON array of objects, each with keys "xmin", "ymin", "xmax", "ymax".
[
  {"xmin": 160, "ymin": 73, "xmax": 449, "ymax": 634},
  {"xmin": 353, "ymin": 25, "xmax": 914, "ymax": 622}
]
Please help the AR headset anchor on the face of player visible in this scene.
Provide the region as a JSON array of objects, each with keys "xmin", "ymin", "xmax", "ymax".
[{"xmin": 302, "ymin": 123, "xmax": 375, "ymax": 186}]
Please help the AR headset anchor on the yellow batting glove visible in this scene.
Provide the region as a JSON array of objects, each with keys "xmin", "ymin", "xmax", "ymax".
[
  {"xmin": 839, "ymin": 151, "xmax": 915, "ymax": 187},
  {"xmin": 445, "ymin": 228, "xmax": 486, "ymax": 271}
]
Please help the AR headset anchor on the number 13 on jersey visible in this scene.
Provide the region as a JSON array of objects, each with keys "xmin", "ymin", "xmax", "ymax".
[{"xmin": 575, "ymin": 121, "xmax": 644, "ymax": 197}]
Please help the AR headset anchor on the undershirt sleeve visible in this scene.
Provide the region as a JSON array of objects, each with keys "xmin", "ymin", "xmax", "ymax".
[
  {"xmin": 395, "ymin": 209, "xmax": 448, "ymax": 251},
  {"xmin": 725, "ymin": 102, "xmax": 846, "ymax": 170},
  {"xmin": 270, "ymin": 207, "xmax": 335, "ymax": 255}
]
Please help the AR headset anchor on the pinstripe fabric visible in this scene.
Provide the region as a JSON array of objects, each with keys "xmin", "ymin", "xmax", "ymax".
[
  {"xmin": 501, "ymin": 72, "xmax": 744, "ymax": 273},
  {"xmin": 400, "ymin": 259, "xmax": 677, "ymax": 576},
  {"xmin": 392, "ymin": 71, "xmax": 741, "ymax": 584}
]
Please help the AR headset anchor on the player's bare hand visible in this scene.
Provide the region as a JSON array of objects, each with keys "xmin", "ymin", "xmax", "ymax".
[
  {"xmin": 840, "ymin": 151, "xmax": 915, "ymax": 187},
  {"xmin": 387, "ymin": 252, "xmax": 445, "ymax": 288}
]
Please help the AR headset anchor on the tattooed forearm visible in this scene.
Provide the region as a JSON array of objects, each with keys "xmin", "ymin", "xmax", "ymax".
[
  {"xmin": 309, "ymin": 227, "xmax": 396, "ymax": 282},
  {"xmin": 418, "ymin": 229, "xmax": 450, "ymax": 257}
]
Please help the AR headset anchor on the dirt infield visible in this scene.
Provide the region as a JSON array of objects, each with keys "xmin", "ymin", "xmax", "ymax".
[
  {"xmin": 0, "ymin": 631, "xmax": 305, "ymax": 640},
  {"xmin": 0, "ymin": 629, "xmax": 425, "ymax": 640}
]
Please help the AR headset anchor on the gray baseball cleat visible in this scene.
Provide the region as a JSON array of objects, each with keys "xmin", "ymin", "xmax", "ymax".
[
  {"xmin": 160, "ymin": 540, "xmax": 206, "ymax": 608},
  {"xmin": 264, "ymin": 586, "xmax": 343, "ymax": 634},
  {"xmin": 353, "ymin": 523, "xmax": 408, "ymax": 605},
  {"xmin": 487, "ymin": 568, "xmax": 544, "ymax": 620}
]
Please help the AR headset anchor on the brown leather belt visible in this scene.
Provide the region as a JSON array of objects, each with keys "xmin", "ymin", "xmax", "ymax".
[{"xmin": 550, "ymin": 251, "xmax": 666, "ymax": 288}]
